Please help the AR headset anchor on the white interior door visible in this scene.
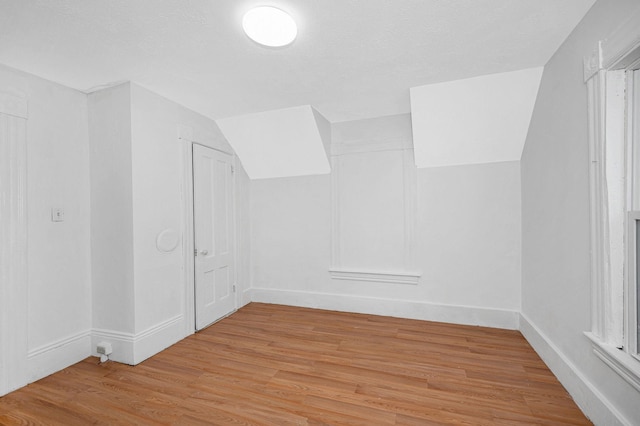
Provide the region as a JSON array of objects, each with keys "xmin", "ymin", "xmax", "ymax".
[{"xmin": 193, "ymin": 144, "xmax": 236, "ymax": 330}]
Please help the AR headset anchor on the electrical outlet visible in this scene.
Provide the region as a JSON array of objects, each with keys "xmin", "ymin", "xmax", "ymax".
[
  {"xmin": 96, "ymin": 342, "xmax": 112, "ymax": 356},
  {"xmin": 51, "ymin": 207, "xmax": 64, "ymax": 222}
]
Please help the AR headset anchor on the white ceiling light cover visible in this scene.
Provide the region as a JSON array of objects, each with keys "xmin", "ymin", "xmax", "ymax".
[{"xmin": 242, "ymin": 6, "xmax": 297, "ymax": 47}]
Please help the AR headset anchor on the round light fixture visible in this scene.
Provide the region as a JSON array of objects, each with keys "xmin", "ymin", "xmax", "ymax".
[{"xmin": 242, "ymin": 6, "xmax": 297, "ymax": 47}]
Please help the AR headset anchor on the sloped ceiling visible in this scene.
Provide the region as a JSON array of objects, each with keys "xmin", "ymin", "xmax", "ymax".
[
  {"xmin": 410, "ymin": 67, "xmax": 544, "ymax": 168},
  {"xmin": 0, "ymin": 1, "xmax": 595, "ymax": 178},
  {"xmin": 0, "ymin": 0, "xmax": 595, "ymax": 123},
  {"xmin": 217, "ymin": 106, "xmax": 330, "ymax": 179}
]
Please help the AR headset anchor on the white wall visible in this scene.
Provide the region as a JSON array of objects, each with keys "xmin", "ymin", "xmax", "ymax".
[
  {"xmin": 0, "ymin": 63, "xmax": 91, "ymax": 389},
  {"xmin": 0, "ymin": 69, "xmax": 248, "ymax": 390},
  {"xmin": 89, "ymin": 82, "xmax": 249, "ymax": 364},
  {"xmin": 129, "ymin": 84, "xmax": 240, "ymax": 361},
  {"xmin": 251, "ymin": 114, "xmax": 521, "ymax": 329},
  {"xmin": 417, "ymin": 161, "xmax": 521, "ymax": 311},
  {"xmin": 521, "ymin": 0, "xmax": 640, "ymax": 424},
  {"xmin": 89, "ymin": 83, "xmax": 135, "ymax": 336}
]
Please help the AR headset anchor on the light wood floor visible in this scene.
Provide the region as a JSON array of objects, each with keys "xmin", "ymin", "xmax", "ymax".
[{"xmin": 0, "ymin": 303, "xmax": 591, "ymax": 425}]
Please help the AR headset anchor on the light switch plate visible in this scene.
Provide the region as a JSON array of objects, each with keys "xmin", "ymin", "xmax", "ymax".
[{"xmin": 51, "ymin": 207, "xmax": 64, "ymax": 222}]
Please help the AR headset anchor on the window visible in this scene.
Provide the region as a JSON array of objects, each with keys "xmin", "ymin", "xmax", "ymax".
[
  {"xmin": 584, "ymin": 9, "xmax": 640, "ymax": 391},
  {"xmin": 628, "ymin": 70, "xmax": 640, "ymax": 357}
]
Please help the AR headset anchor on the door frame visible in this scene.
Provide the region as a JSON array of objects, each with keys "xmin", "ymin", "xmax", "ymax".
[{"xmin": 178, "ymin": 127, "xmax": 239, "ymax": 335}]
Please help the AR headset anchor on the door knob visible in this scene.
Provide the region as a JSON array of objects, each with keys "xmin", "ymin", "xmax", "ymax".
[{"xmin": 199, "ymin": 249, "xmax": 209, "ymax": 256}]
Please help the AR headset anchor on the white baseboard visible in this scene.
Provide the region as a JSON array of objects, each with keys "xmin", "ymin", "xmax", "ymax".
[
  {"xmin": 249, "ymin": 288, "xmax": 519, "ymax": 329},
  {"xmin": 91, "ymin": 327, "xmax": 135, "ymax": 364},
  {"xmin": 132, "ymin": 315, "xmax": 184, "ymax": 364},
  {"xmin": 91, "ymin": 315, "xmax": 185, "ymax": 365},
  {"xmin": 241, "ymin": 288, "xmax": 252, "ymax": 307},
  {"xmin": 27, "ymin": 330, "xmax": 92, "ymax": 383},
  {"xmin": 519, "ymin": 313, "xmax": 632, "ymax": 426}
]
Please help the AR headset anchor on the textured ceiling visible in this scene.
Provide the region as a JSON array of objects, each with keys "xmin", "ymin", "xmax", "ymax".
[{"xmin": 0, "ymin": 0, "xmax": 595, "ymax": 122}]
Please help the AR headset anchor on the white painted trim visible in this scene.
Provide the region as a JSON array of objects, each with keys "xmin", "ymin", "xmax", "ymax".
[
  {"xmin": 584, "ymin": 42, "xmax": 602, "ymax": 82},
  {"xmin": 250, "ymin": 288, "xmax": 519, "ymax": 330},
  {"xmin": 137, "ymin": 315, "xmax": 183, "ymax": 341},
  {"xmin": 231, "ymin": 154, "xmax": 240, "ymax": 312},
  {"xmin": 587, "ymin": 71, "xmax": 608, "ymax": 340},
  {"xmin": 191, "ymin": 140, "xmax": 234, "ymax": 157},
  {"xmin": 91, "ymin": 315, "xmax": 184, "ymax": 365},
  {"xmin": 585, "ymin": 7, "xmax": 640, "ymax": 374},
  {"xmin": 26, "ymin": 330, "xmax": 91, "ymax": 384},
  {"xmin": 132, "ymin": 315, "xmax": 184, "ymax": 364},
  {"xmin": 330, "ymin": 144, "xmax": 418, "ymax": 279},
  {"xmin": 330, "ymin": 155, "xmax": 341, "ymax": 267},
  {"xmin": 586, "ymin": 70, "xmax": 628, "ymax": 347},
  {"xmin": 0, "ymin": 105, "xmax": 29, "ymax": 396},
  {"xmin": 91, "ymin": 328, "xmax": 135, "ymax": 364},
  {"xmin": 415, "ymin": 159, "xmax": 523, "ymax": 170},
  {"xmin": 519, "ymin": 314, "xmax": 632, "ymax": 426},
  {"xmin": 27, "ymin": 330, "xmax": 92, "ymax": 359},
  {"xmin": 329, "ymin": 268, "xmax": 420, "ymax": 285},
  {"xmin": 586, "ymin": 332, "xmax": 640, "ymax": 393},
  {"xmin": 583, "ymin": 5, "xmax": 640, "ymax": 80},
  {"xmin": 605, "ymin": 70, "xmax": 627, "ymax": 346},
  {"xmin": 330, "ymin": 138, "xmax": 412, "ymax": 156},
  {"xmin": 601, "ymin": 6, "xmax": 640, "ymax": 71},
  {"xmin": 92, "ymin": 328, "xmax": 135, "ymax": 342},
  {"xmin": 242, "ymin": 288, "xmax": 252, "ymax": 306}
]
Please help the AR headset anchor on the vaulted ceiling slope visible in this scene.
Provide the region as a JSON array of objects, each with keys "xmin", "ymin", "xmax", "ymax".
[
  {"xmin": 0, "ymin": 0, "xmax": 595, "ymax": 123},
  {"xmin": 411, "ymin": 67, "xmax": 544, "ymax": 168},
  {"xmin": 217, "ymin": 106, "xmax": 331, "ymax": 179}
]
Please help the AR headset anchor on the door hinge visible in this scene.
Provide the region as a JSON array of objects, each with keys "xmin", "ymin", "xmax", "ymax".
[
  {"xmin": 230, "ymin": 165, "xmax": 235, "ymax": 174},
  {"xmin": 194, "ymin": 248, "xmax": 198, "ymax": 256},
  {"xmin": 233, "ymin": 284, "xmax": 236, "ymax": 293}
]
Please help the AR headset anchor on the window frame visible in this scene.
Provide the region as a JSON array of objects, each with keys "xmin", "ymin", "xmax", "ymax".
[
  {"xmin": 627, "ymin": 68, "xmax": 640, "ymax": 359},
  {"xmin": 584, "ymin": 7, "xmax": 640, "ymax": 392}
]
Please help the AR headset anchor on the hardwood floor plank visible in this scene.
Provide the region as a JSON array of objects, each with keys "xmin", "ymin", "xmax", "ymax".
[{"xmin": 0, "ymin": 303, "xmax": 591, "ymax": 425}]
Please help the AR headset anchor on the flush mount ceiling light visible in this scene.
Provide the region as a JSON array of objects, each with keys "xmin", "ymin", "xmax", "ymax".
[{"xmin": 242, "ymin": 6, "xmax": 297, "ymax": 47}]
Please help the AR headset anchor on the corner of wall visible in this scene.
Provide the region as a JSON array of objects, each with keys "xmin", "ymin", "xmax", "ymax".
[{"xmin": 90, "ymin": 315, "xmax": 185, "ymax": 366}]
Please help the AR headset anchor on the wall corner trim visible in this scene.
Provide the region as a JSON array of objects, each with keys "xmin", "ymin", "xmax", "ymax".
[{"xmin": 519, "ymin": 313, "xmax": 633, "ymax": 426}]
